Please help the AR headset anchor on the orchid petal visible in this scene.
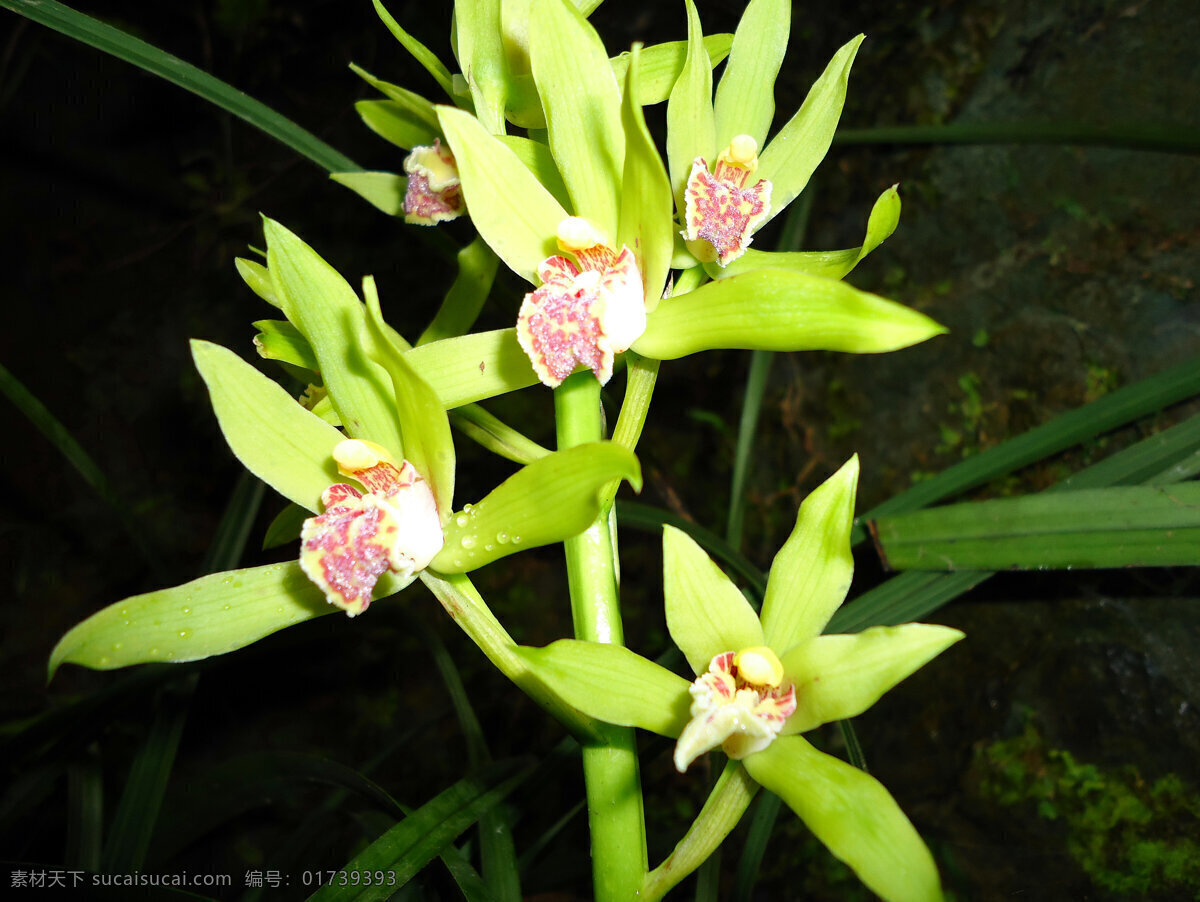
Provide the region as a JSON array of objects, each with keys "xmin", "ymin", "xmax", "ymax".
[
  {"xmin": 666, "ymin": 0, "xmax": 715, "ymax": 212},
  {"xmin": 354, "ymin": 99, "xmax": 438, "ymax": 151},
  {"xmin": 780, "ymin": 624, "xmax": 965, "ymax": 734},
  {"xmin": 744, "ymin": 737, "xmax": 944, "ymax": 902},
  {"xmin": 713, "ymin": 0, "xmax": 790, "ymax": 150},
  {"xmin": 402, "ymin": 141, "xmax": 465, "ymax": 224},
  {"xmin": 761, "ymin": 456, "xmax": 858, "ymax": 652},
  {"xmin": 663, "ymin": 526, "xmax": 763, "ymax": 676}
]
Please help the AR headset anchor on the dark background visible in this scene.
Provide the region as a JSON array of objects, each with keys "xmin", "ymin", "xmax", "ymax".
[{"xmin": 3, "ymin": 0, "xmax": 1199, "ymax": 898}]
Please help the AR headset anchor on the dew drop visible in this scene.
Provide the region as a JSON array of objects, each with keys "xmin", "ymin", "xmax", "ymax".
[
  {"xmin": 181, "ymin": 606, "xmax": 191, "ymax": 615},
  {"xmin": 497, "ymin": 531, "xmax": 510, "ymax": 544},
  {"xmin": 120, "ymin": 609, "xmax": 129, "ymax": 617},
  {"xmin": 112, "ymin": 642, "xmax": 122, "ymax": 651},
  {"xmin": 166, "ymin": 652, "xmax": 175, "ymax": 660},
  {"xmin": 463, "ymin": 503, "xmax": 473, "ymax": 512},
  {"xmin": 222, "ymin": 604, "xmax": 231, "ymax": 611},
  {"xmin": 276, "ymin": 606, "xmax": 285, "ymax": 614},
  {"xmin": 455, "ymin": 513, "xmax": 469, "ymax": 527},
  {"xmin": 453, "ymin": 558, "xmax": 463, "ymax": 568},
  {"xmin": 460, "ymin": 535, "xmax": 477, "ymax": 549},
  {"xmin": 178, "ymin": 630, "xmax": 190, "ymax": 639},
  {"xmin": 99, "ymin": 656, "xmax": 110, "ymax": 666},
  {"xmin": 122, "ymin": 620, "xmax": 131, "ymax": 627},
  {"xmin": 512, "ymin": 535, "xmax": 522, "ymax": 544},
  {"xmin": 150, "ymin": 647, "xmax": 160, "ymax": 656},
  {"xmin": 485, "ymin": 543, "xmax": 494, "ymax": 552}
]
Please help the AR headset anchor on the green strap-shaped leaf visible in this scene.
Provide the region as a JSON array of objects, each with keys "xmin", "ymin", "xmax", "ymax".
[
  {"xmin": 716, "ymin": 184, "xmax": 901, "ymax": 281},
  {"xmin": 350, "ymin": 63, "xmax": 442, "ymax": 132},
  {"xmin": 663, "ymin": 526, "xmax": 763, "ymax": 676},
  {"xmin": 419, "ymin": 236, "xmax": 501, "ymax": 345},
  {"xmin": 265, "ymin": 218, "xmax": 405, "ymax": 455},
  {"xmin": 743, "ymin": 737, "xmax": 943, "ymax": 902},
  {"xmin": 494, "ymin": 135, "xmax": 572, "ymax": 211},
  {"xmin": 252, "ymin": 319, "xmax": 319, "ymax": 371},
  {"xmin": 372, "ymin": 0, "xmax": 456, "ymax": 98},
  {"xmin": 872, "ymin": 483, "xmax": 1200, "ymax": 570},
  {"xmin": 632, "ymin": 270, "xmax": 946, "ymax": 359},
  {"xmin": 362, "ymin": 276, "xmax": 456, "ymax": 519},
  {"xmin": 355, "ymin": 99, "xmax": 439, "ymax": 151},
  {"xmin": 191, "ymin": 340, "xmax": 340, "ymax": 512},
  {"xmin": 713, "ymin": 0, "xmax": 790, "ymax": 149},
  {"xmin": 405, "ymin": 328, "xmax": 540, "ymax": 408},
  {"xmin": 760, "ymin": 456, "xmax": 858, "ymax": 653},
  {"xmin": 308, "ymin": 758, "xmax": 534, "ymax": 902},
  {"xmin": 780, "ymin": 625, "xmax": 964, "ymax": 734},
  {"xmin": 616, "ymin": 46, "xmax": 675, "ymax": 312},
  {"xmin": 432, "ymin": 441, "xmax": 641, "ymax": 572},
  {"xmin": 330, "ymin": 171, "xmax": 407, "ymax": 216},
  {"xmin": 437, "ymin": 106, "xmax": 567, "ymax": 282},
  {"xmin": 235, "ymin": 257, "xmax": 279, "ymax": 308},
  {"xmin": 666, "ymin": 0, "xmax": 716, "ymax": 212},
  {"xmin": 517, "ymin": 640, "xmax": 692, "ymax": 738},
  {"xmin": 529, "ymin": 0, "xmax": 625, "ymax": 241},
  {"xmin": 48, "ymin": 562, "xmax": 412, "ymax": 678},
  {"xmin": 448, "ymin": 405, "xmax": 551, "ymax": 465},
  {"xmin": 757, "ymin": 35, "xmax": 864, "ymax": 227},
  {"xmin": 455, "ymin": 0, "xmax": 508, "ymax": 133}
]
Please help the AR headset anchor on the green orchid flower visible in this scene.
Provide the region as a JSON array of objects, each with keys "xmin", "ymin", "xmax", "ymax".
[
  {"xmin": 517, "ymin": 457, "xmax": 964, "ymax": 902},
  {"xmin": 49, "ymin": 218, "xmax": 641, "ymax": 676}
]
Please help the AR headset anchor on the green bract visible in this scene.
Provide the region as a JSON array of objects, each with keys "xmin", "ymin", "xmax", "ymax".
[{"xmin": 518, "ymin": 458, "xmax": 964, "ymax": 902}]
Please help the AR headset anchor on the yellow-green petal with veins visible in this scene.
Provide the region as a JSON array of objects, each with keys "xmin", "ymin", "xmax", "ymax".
[
  {"xmin": 404, "ymin": 328, "xmax": 540, "ymax": 409},
  {"xmin": 330, "ymin": 171, "xmax": 407, "ymax": 217},
  {"xmin": 757, "ymin": 35, "xmax": 864, "ymax": 227},
  {"xmin": 713, "ymin": 0, "xmax": 790, "ymax": 150},
  {"xmin": 530, "ymin": 0, "xmax": 624, "ymax": 241},
  {"xmin": 454, "ymin": 0, "xmax": 507, "ymax": 133},
  {"xmin": 494, "ymin": 135, "xmax": 572, "ymax": 211},
  {"xmin": 192, "ymin": 340, "xmax": 341, "ymax": 513},
  {"xmin": 663, "ymin": 526, "xmax": 763, "ymax": 675},
  {"xmin": 760, "ymin": 456, "xmax": 858, "ymax": 652},
  {"xmin": 437, "ymin": 106, "xmax": 567, "ymax": 283},
  {"xmin": 780, "ymin": 624, "xmax": 965, "ymax": 734},
  {"xmin": 362, "ymin": 276, "xmax": 456, "ymax": 520},
  {"xmin": 666, "ymin": 0, "xmax": 715, "ymax": 212},
  {"xmin": 265, "ymin": 218, "xmax": 405, "ymax": 456},
  {"xmin": 517, "ymin": 639, "xmax": 692, "ymax": 738},
  {"xmin": 432, "ymin": 442, "xmax": 640, "ymax": 573},
  {"xmin": 48, "ymin": 563, "xmax": 414, "ymax": 679},
  {"xmin": 713, "ymin": 183, "xmax": 901, "ymax": 281},
  {"xmin": 354, "ymin": 100, "xmax": 439, "ymax": 151},
  {"xmin": 617, "ymin": 45, "xmax": 675, "ymax": 312},
  {"xmin": 743, "ymin": 736, "xmax": 944, "ymax": 902},
  {"xmin": 632, "ymin": 270, "xmax": 946, "ymax": 359},
  {"xmin": 349, "ymin": 63, "xmax": 441, "ymax": 133}
]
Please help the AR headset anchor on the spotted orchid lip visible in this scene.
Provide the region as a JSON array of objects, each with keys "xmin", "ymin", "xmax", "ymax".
[
  {"xmin": 299, "ymin": 440, "xmax": 444, "ymax": 616},
  {"xmin": 403, "ymin": 139, "xmax": 467, "ymax": 226},
  {"xmin": 516, "ymin": 220, "xmax": 647, "ymax": 389},
  {"xmin": 682, "ymin": 135, "xmax": 773, "ymax": 268}
]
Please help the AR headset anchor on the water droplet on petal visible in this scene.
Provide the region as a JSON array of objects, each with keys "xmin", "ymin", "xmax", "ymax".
[
  {"xmin": 512, "ymin": 535, "xmax": 522, "ymax": 544},
  {"xmin": 98, "ymin": 656, "xmax": 110, "ymax": 666},
  {"xmin": 485, "ymin": 543, "xmax": 494, "ymax": 552},
  {"xmin": 181, "ymin": 607, "xmax": 191, "ymax": 615},
  {"xmin": 463, "ymin": 503, "xmax": 473, "ymax": 512},
  {"xmin": 112, "ymin": 642, "xmax": 122, "ymax": 651},
  {"xmin": 497, "ymin": 531, "xmax": 510, "ymax": 544},
  {"xmin": 460, "ymin": 535, "xmax": 477, "ymax": 549},
  {"xmin": 455, "ymin": 513, "xmax": 469, "ymax": 527},
  {"xmin": 178, "ymin": 630, "xmax": 189, "ymax": 639}
]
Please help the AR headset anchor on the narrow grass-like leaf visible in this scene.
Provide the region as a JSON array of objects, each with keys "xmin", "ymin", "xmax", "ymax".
[
  {"xmin": 616, "ymin": 501, "xmax": 768, "ymax": 597},
  {"xmin": 66, "ymin": 751, "xmax": 103, "ymax": 871},
  {"xmin": 404, "ymin": 328, "xmax": 539, "ymax": 408},
  {"xmin": 192, "ymin": 340, "xmax": 341, "ymax": 512},
  {"xmin": 726, "ymin": 350, "xmax": 774, "ymax": 548},
  {"xmin": 307, "ymin": 758, "xmax": 533, "ymax": 902},
  {"xmin": 447, "ymin": 405, "xmax": 550, "ymax": 465},
  {"xmin": 330, "ymin": 171, "xmax": 407, "ymax": 216},
  {"xmin": 634, "ymin": 269, "xmax": 946, "ymax": 359},
  {"xmin": 666, "ymin": 0, "xmax": 716, "ymax": 212},
  {"xmin": 0, "ymin": 359, "xmax": 161, "ymax": 575},
  {"xmin": 617, "ymin": 45, "xmax": 675, "ymax": 311},
  {"xmin": 663, "ymin": 527, "xmax": 764, "ymax": 675},
  {"xmin": 611, "ymin": 34, "xmax": 733, "ymax": 109},
  {"xmin": 0, "ymin": 0, "xmax": 359, "ymax": 173},
  {"xmin": 432, "ymin": 442, "xmax": 641, "ymax": 572},
  {"xmin": 743, "ymin": 736, "xmax": 942, "ymax": 902},
  {"xmin": 732, "ymin": 792, "xmax": 782, "ymax": 902},
  {"xmin": 419, "ymin": 236, "xmax": 501, "ymax": 345},
  {"xmin": 355, "ymin": 99, "xmax": 439, "ymax": 151},
  {"xmin": 265, "ymin": 218, "xmax": 405, "ymax": 454},
  {"xmin": 437, "ymin": 106, "xmax": 567, "ymax": 282},
  {"xmin": 757, "ymin": 35, "xmax": 863, "ymax": 226},
  {"xmin": 517, "ymin": 640, "xmax": 692, "ymax": 737},
  {"xmin": 49, "ymin": 563, "xmax": 412, "ymax": 677},
  {"xmin": 717, "ymin": 184, "xmax": 901, "ymax": 282},
  {"xmin": 712, "ymin": 0, "xmax": 789, "ymax": 148},
  {"xmin": 362, "ymin": 276, "xmax": 456, "ymax": 517},
  {"xmin": 530, "ymin": 0, "xmax": 625, "ymax": 240},
  {"xmin": 873, "ymin": 483, "xmax": 1200, "ymax": 570},
  {"xmin": 372, "ymin": 0, "xmax": 455, "ymax": 97},
  {"xmin": 851, "ymin": 355, "xmax": 1200, "ymax": 543}
]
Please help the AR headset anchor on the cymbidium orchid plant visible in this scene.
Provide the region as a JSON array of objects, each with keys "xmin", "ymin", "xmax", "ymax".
[{"xmin": 50, "ymin": 1, "xmax": 961, "ymax": 899}]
